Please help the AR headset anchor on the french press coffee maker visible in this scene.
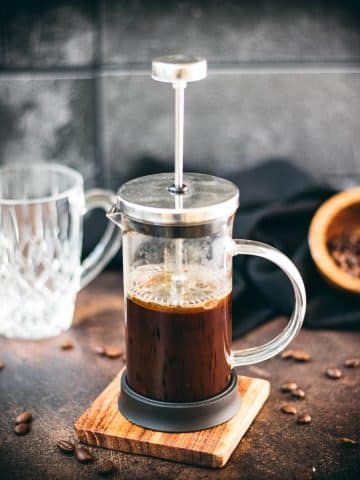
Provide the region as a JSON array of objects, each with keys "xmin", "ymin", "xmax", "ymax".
[{"xmin": 107, "ymin": 55, "xmax": 306, "ymax": 432}]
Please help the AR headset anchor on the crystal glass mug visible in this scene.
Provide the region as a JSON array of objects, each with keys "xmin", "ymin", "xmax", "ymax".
[
  {"xmin": 108, "ymin": 173, "xmax": 307, "ymax": 405},
  {"xmin": 0, "ymin": 163, "xmax": 121, "ymax": 339}
]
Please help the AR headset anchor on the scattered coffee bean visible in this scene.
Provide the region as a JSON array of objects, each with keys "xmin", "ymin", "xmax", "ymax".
[
  {"xmin": 325, "ymin": 367, "xmax": 343, "ymax": 379},
  {"xmin": 97, "ymin": 459, "xmax": 115, "ymax": 475},
  {"xmin": 281, "ymin": 349, "xmax": 311, "ymax": 362},
  {"xmin": 280, "ymin": 404, "xmax": 297, "ymax": 415},
  {"xmin": 15, "ymin": 411, "xmax": 32, "ymax": 424},
  {"xmin": 94, "ymin": 345, "xmax": 106, "ymax": 356},
  {"xmin": 297, "ymin": 413, "xmax": 312, "ymax": 424},
  {"xmin": 0, "ymin": 359, "xmax": 4, "ymax": 370},
  {"xmin": 291, "ymin": 388, "xmax": 306, "ymax": 399},
  {"xmin": 292, "ymin": 350, "xmax": 312, "ymax": 362},
  {"xmin": 339, "ymin": 437, "xmax": 359, "ymax": 446},
  {"xmin": 74, "ymin": 445, "xmax": 94, "ymax": 463},
  {"xmin": 57, "ymin": 440, "xmax": 75, "ymax": 453},
  {"xmin": 104, "ymin": 347, "xmax": 123, "ymax": 359},
  {"xmin": 344, "ymin": 358, "xmax": 360, "ymax": 368},
  {"xmin": 281, "ymin": 350, "xmax": 294, "ymax": 360},
  {"xmin": 280, "ymin": 381, "xmax": 298, "ymax": 393},
  {"xmin": 61, "ymin": 340, "xmax": 74, "ymax": 351},
  {"xmin": 14, "ymin": 423, "xmax": 30, "ymax": 435}
]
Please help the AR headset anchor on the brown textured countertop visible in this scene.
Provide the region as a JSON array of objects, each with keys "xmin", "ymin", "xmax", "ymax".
[{"xmin": 0, "ymin": 273, "xmax": 359, "ymax": 479}]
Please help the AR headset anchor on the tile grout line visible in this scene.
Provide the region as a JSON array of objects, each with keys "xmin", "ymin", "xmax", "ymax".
[
  {"xmin": 0, "ymin": 61, "xmax": 360, "ymax": 80},
  {"xmin": 93, "ymin": 0, "xmax": 107, "ymax": 189}
]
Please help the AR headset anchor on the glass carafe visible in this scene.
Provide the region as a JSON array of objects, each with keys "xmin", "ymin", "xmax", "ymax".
[{"xmin": 108, "ymin": 172, "xmax": 306, "ymax": 405}]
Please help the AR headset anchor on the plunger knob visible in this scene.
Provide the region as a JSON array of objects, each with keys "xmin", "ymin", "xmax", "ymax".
[{"xmin": 152, "ymin": 55, "xmax": 207, "ymax": 83}]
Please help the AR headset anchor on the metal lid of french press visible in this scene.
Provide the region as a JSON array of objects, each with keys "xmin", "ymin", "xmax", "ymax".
[
  {"xmin": 110, "ymin": 55, "xmax": 239, "ymax": 226},
  {"xmin": 115, "ymin": 172, "xmax": 239, "ymax": 225}
]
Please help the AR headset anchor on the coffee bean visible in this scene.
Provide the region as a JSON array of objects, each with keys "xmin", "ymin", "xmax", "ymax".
[
  {"xmin": 74, "ymin": 445, "xmax": 94, "ymax": 463},
  {"xmin": 281, "ymin": 350, "xmax": 294, "ymax": 360},
  {"xmin": 297, "ymin": 413, "xmax": 312, "ymax": 424},
  {"xmin": 291, "ymin": 388, "xmax": 306, "ymax": 399},
  {"xmin": 15, "ymin": 411, "xmax": 32, "ymax": 424},
  {"xmin": 280, "ymin": 404, "xmax": 297, "ymax": 415},
  {"xmin": 57, "ymin": 440, "xmax": 75, "ymax": 453},
  {"xmin": 344, "ymin": 358, "xmax": 360, "ymax": 368},
  {"xmin": 325, "ymin": 367, "xmax": 343, "ymax": 379},
  {"xmin": 97, "ymin": 460, "xmax": 115, "ymax": 475},
  {"xmin": 61, "ymin": 340, "xmax": 74, "ymax": 350},
  {"xmin": 292, "ymin": 350, "xmax": 312, "ymax": 362},
  {"xmin": 280, "ymin": 381, "xmax": 298, "ymax": 393},
  {"xmin": 0, "ymin": 359, "xmax": 4, "ymax": 370},
  {"xmin": 94, "ymin": 345, "xmax": 106, "ymax": 356},
  {"xmin": 104, "ymin": 347, "xmax": 123, "ymax": 359},
  {"xmin": 14, "ymin": 423, "xmax": 30, "ymax": 435},
  {"xmin": 339, "ymin": 437, "xmax": 359, "ymax": 446}
]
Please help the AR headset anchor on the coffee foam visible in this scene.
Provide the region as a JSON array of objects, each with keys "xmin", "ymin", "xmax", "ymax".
[{"xmin": 128, "ymin": 264, "xmax": 230, "ymax": 311}]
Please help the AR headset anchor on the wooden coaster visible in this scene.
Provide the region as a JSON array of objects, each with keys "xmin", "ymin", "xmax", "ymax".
[{"xmin": 75, "ymin": 369, "xmax": 270, "ymax": 469}]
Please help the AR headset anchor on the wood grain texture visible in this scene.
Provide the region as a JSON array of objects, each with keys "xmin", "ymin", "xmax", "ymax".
[{"xmin": 75, "ymin": 369, "xmax": 270, "ymax": 468}]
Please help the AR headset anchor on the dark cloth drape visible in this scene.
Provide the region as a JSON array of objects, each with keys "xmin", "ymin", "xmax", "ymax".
[{"xmin": 230, "ymin": 160, "xmax": 360, "ymax": 336}]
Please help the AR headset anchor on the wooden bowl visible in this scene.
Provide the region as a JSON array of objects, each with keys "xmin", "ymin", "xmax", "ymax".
[{"xmin": 308, "ymin": 188, "xmax": 360, "ymax": 294}]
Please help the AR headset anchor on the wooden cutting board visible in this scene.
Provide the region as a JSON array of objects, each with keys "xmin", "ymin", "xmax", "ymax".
[{"xmin": 75, "ymin": 369, "xmax": 270, "ymax": 469}]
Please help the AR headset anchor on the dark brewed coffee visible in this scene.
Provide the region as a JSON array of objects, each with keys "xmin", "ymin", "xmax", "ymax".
[{"xmin": 126, "ymin": 272, "xmax": 232, "ymax": 402}]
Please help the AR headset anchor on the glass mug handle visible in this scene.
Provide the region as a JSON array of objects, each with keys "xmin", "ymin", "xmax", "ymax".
[
  {"xmin": 80, "ymin": 189, "xmax": 122, "ymax": 289},
  {"xmin": 230, "ymin": 239, "xmax": 306, "ymax": 366}
]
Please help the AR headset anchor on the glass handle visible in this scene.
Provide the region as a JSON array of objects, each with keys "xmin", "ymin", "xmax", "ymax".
[
  {"xmin": 80, "ymin": 189, "xmax": 122, "ymax": 289},
  {"xmin": 231, "ymin": 239, "xmax": 306, "ymax": 366}
]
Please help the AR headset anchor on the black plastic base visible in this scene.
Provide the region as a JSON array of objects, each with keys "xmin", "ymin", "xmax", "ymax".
[{"xmin": 118, "ymin": 369, "xmax": 241, "ymax": 432}]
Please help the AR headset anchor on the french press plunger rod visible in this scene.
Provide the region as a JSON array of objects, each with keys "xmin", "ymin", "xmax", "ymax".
[{"xmin": 152, "ymin": 55, "xmax": 207, "ymax": 194}]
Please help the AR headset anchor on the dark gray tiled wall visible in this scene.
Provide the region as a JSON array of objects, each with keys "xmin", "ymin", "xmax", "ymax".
[
  {"xmin": 104, "ymin": 72, "xmax": 360, "ymax": 189},
  {"xmin": 0, "ymin": 79, "xmax": 97, "ymax": 185},
  {"xmin": 103, "ymin": 1, "xmax": 360, "ymax": 63},
  {"xmin": 0, "ymin": 0, "xmax": 359, "ymax": 190},
  {"xmin": 1, "ymin": 1, "xmax": 95, "ymax": 67}
]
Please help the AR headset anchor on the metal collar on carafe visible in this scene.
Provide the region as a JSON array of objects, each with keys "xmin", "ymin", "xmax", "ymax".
[{"xmin": 107, "ymin": 55, "xmax": 239, "ymax": 230}]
